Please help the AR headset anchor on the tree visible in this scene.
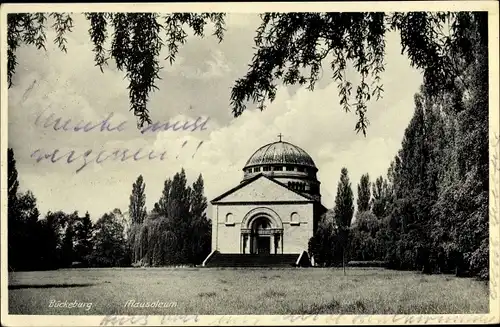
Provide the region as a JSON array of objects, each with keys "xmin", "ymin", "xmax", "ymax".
[
  {"xmin": 7, "ymin": 148, "xmax": 20, "ymax": 270},
  {"xmin": 130, "ymin": 170, "xmax": 211, "ymax": 267},
  {"xmin": 371, "ymin": 176, "xmax": 391, "ymax": 219},
  {"xmin": 189, "ymin": 174, "xmax": 211, "ymax": 264},
  {"xmin": 11, "ymin": 190, "xmax": 40, "ymax": 271},
  {"xmin": 132, "ymin": 173, "xmax": 179, "ymax": 266},
  {"xmin": 73, "ymin": 211, "xmax": 93, "ymax": 266},
  {"xmin": 333, "ymin": 167, "xmax": 354, "ymax": 275},
  {"xmin": 357, "ymin": 18, "xmax": 489, "ymax": 277},
  {"xmin": 356, "ymin": 173, "xmax": 371, "ymax": 212},
  {"xmin": 7, "ymin": 148, "xmax": 44, "ymax": 271},
  {"xmin": 7, "ymin": 12, "xmax": 486, "ymax": 134},
  {"xmin": 349, "ymin": 211, "xmax": 380, "ymax": 261},
  {"xmin": 88, "ymin": 210, "xmax": 128, "ymax": 267},
  {"xmin": 129, "ymin": 175, "xmax": 147, "ymax": 225},
  {"xmin": 7, "ymin": 13, "xmax": 225, "ymax": 127},
  {"xmin": 112, "ymin": 208, "xmax": 130, "ymax": 237},
  {"xmin": 165, "ymin": 169, "xmax": 192, "ymax": 263},
  {"xmin": 40, "ymin": 211, "xmax": 70, "ymax": 269},
  {"xmin": 61, "ymin": 212, "xmax": 77, "ymax": 267},
  {"xmin": 308, "ymin": 210, "xmax": 336, "ymax": 267},
  {"xmin": 154, "ymin": 178, "xmax": 172, "ymax": 217},
  {"xmin": 36, "ymin": 215, "xmax": 59, "ymax": 270},
  {"xmin": 384, "ymin": 97, "xmax": 435, "ymax": 272},
  {"xmin": 428, "ymin": 19, "xmax": 489, "ymax": 278},
  {"xmin": 7, "ymin": 148, "xmax": 19, "ymax": 210}
]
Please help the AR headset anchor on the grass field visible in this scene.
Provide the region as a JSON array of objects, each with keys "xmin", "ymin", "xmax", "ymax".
[{"xmin": 8, "ymin": 267, "xmax": 489, "ymax": 315}]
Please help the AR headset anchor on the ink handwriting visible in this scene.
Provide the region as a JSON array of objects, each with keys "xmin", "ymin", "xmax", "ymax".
[
  {"xmin": 31, "ymin": 111, "xmax": 210, "ymax": 172},
  {"xmin": 100, "ymin": 315, "xmax": 148, "ymax": 326},
  {"xmin": 35, "ymin": 111, "xmax": 127, "ymax": 133},
  {"xmin": 31, "ymin": 147, "xmax": 168, "ymax": 173},
  {"xmin": 34, "ymin": 111, "xmax": 210, "ymax": 134},
  {"xmin": 98, "ymin": 314, "xmax": 498, "ymax": 326}
]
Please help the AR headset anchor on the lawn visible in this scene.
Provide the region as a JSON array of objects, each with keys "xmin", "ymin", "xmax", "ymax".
[{"xmin": 8, "ymin": 267, "xmax": 489, "ymax": 315}]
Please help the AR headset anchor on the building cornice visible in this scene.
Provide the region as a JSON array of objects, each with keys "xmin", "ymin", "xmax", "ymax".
[{"xmin": 212, "ymin": 200, "xmax": 316, "ymax": 205}]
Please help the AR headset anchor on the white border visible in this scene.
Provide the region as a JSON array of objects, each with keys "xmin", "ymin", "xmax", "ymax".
[{"xmin": 1, "ymin": 1, "xmax": 498, "ymax": 326}]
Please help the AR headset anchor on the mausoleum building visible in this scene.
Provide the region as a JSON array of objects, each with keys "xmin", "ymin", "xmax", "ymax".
[{"xmin": 203, "ymin": 137, "xmax": 326, "ymax": 267}]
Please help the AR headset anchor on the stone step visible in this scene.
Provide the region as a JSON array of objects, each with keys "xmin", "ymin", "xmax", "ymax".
[{"xmin": 204, "ymin": 253, "xmax": 301, "ymax": 267}]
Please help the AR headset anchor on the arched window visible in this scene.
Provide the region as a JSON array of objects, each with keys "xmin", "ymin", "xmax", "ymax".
[{"xmin": 225, "ymin": 213, "xmax": 235, "ymax": 226}]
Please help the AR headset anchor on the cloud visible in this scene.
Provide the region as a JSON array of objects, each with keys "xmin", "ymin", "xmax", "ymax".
[
  {"xmin": 146, "ymin": 66, "xmax": 421, "ymax": 213},
  {"xmin": 163, "ymin": 49, "xmax": 232, "ymax": 80},
  {"xmin": 18, "ymin": 79, "xmax": 386, "ymax": 218},
  {"xmin": 8, "ymin": 14, "xmax": 423, "ymax": 220},
  {"xmin": 224, "ymin": 13, "xmax": 261, "ymax": 29}
]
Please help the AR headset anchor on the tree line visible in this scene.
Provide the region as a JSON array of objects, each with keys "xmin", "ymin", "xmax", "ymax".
[
  {"xmin": 7, "ymin": 148, "xmax": 210, "ymax": 271},
  {"xmin": 308, "ymin": 12, "xmax": 488, "ymax": 280}
]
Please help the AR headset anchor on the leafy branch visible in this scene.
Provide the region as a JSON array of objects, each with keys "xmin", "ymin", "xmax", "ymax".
[
  {"xmin": 7, "ymin": 12, "xmax": 481, "ymax": 135},
  {"xmin": 7, "ymin": 12, "xmax": 226, "ymax": 127}
]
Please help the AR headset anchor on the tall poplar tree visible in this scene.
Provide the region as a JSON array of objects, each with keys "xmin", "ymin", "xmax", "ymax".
[
  {"xmin": 168, "ymin": 169, "xmax": 192, "ymax": 263},
  {"xmin": 356, "ymin": 173, "xmax": 371, "ymax": 212},
  {"xmin": 129, "ymin": 175, "xmax": 147, "ymax": 225},
  {"xmin": 154, "ymin": 178, "xmax": 172, "ymax": 217},
  {"xmin": 189, "ymin": 174, "xmax": 211, "ymax": 264},
  {"xmin": 371, "ymin": 176, "xmax": 391, "ymax": 219},
  {"xmin": 333, "ymin": 167, "xmax": 354, "ymax": 275}
]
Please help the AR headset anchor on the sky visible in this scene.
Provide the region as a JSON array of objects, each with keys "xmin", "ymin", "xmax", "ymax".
[{"xmin": 8, "ymin": 13, "xmax": 423, "ymax": 221}]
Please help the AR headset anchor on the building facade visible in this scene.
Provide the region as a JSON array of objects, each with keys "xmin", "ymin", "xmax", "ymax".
[{"xmin": 209, "ymin": 139, "xmax": 326, "ymax": 257}]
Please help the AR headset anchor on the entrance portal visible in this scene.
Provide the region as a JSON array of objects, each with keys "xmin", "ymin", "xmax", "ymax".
[
  {"xmin": 256, "ymin": 236, "xmax": 271, "ymax": 254},
  {"xmin": 250, "ymin": 217, "xmax": 274, "ymax": 254},
  {"xmin": 241, "ymin": 212, "xmax": 284, "ymax": 254}
]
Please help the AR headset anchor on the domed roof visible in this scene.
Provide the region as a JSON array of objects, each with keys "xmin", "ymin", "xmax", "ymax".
[{"xmin": 244, "ymin": 141, "xmax": 317, "ymax": 169}]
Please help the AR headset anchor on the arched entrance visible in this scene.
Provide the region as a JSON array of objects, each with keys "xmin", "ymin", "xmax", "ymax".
[
  {"xmin": 251, "ymin": 216, "xmax": 272, "ymax": 254},
  {"xmin": 240, "ymin": 208, "xmax": 284, "ymax": 254}
]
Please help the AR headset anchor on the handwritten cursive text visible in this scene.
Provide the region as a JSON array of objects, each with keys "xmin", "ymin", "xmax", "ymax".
[
  {"xmin": 34, "ymin": 111, "xmax": 210, "ymax": 134},
  {"xmin": 31, "ymin": 147, "xmax": 169, "ymax": 173}
]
